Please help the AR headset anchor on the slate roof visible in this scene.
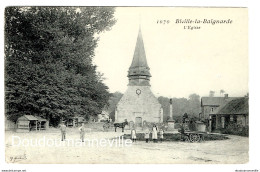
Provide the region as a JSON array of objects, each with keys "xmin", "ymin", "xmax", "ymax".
[
  {"xmin": 128, "ymin": 27, "xmax": 151, "ymax": 77},
  {"xmin": 211, "ymin": 97, "xmax": 249, "ymax": 115},
  {"xmin": 18, "ymin": 115, "xmax": 38, "ymax": 121},
  {"xmin": 201, "ymin": 97, "xmax": 237, "ymax": 106},
  {"xmin": 35, "ymin": 116, "xmax": 47, "ymax": 121}
]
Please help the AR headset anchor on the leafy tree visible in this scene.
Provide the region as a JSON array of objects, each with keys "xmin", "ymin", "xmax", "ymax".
[
  {"xmin": 158, "ymin": 94, "xmax": 201, "ymax": 122},
  {"xmin": 103, "ymin": 91, "xmax": 123, "ymax": 121},
  {"xmin": 5, "ymin": 7, "xmax": 116, "ymax": 126},
  {"xmin": 220, "ymin": 89, "xmax": 225, "ymax": 96},
  {"xmin": 209, "ymin": 90, "xmax": 215, "ymax": 97},
  {"xmin": 158, "ymin": 96, "xmax": 170, "ymax": 122},
  {"xmin": 106, "ymin": 92, "xmax": 123, "ymax": 113}
]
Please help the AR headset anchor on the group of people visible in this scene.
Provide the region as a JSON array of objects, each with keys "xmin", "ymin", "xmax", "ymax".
[
  {"xmin": 59, "ymin": 121, "xmax": 86, "ymax": 142},
  {"xmin": 131, "ymin": 124, "xmax": 164, "ymax": 143},
  {"xmin": 60, "ymin": 122, "xmax": 164, "ymax": 143}
]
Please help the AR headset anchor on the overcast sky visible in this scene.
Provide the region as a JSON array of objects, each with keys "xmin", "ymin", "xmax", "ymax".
[{"xmin": 93, "ymin": 7, "xmax": 248, "ymax": 98}]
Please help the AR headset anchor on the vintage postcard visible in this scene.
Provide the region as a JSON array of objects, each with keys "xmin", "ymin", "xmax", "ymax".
[{"xmin": 4, "ymin": 7, "xmax": 249, "ymax": 164}]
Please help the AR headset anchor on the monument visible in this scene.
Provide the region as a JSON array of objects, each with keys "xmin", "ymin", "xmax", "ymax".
[
  {"xmin": 167, "ymin": 98, "xmax": 175, "ymax": 130},
  {"xmin": 115, "ymin": 28, "xmax": 163, "ymax": 127}
]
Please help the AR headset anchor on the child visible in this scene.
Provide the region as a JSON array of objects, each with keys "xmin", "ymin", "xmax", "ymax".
[
  {"xmin": 159, "ymin": 128, "xmax": 164, "ymax": 142},
  {"xmin": 79, "ymin": 123, "xmax": 86, "ymax": 142},
  {"xmin": 144, "ymin": 129, "xmax": 150, "ymax": 143},
  {"xmin": 131, "ymin": 128, "xmax": 137, "ymax": 142}
]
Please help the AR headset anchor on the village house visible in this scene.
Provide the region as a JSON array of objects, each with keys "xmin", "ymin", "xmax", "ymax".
[
  {"xmin": 209, "ymin": 97, "xmax": 249, "ymax": 131},
  {"xmin": 201, "ymin": 94, "xmax": 236, "ymax": 120},
  {"xmin": 201, "ymin": 94, "xmax": 249, "ymax": 132},
  {"xmin": 97, "ymin": 111, "xmax": 110, "ymax": 122}
]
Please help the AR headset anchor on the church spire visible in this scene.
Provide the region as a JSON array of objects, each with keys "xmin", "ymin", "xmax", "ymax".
[{"xmin": 128, "ymin": 27, "xmax": 151, "ymax": 86}]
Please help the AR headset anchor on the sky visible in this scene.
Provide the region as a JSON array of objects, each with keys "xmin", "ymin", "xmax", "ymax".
[{"xmin": 94, "ymin": 7, "xmax": 248, "ymax": 98}]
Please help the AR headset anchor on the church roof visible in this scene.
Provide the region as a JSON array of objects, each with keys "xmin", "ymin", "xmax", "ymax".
[
  {"xmin": 128, "ymin": 28, "xmax": 151, "ymax": 77},
  {"xmin": 130, "ymin": 28, "xmax": 149, "ymax": 68}
]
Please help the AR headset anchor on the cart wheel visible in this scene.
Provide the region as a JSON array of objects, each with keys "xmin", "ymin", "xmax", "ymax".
[{"xmin": 189, "ymin": 134, "xmax": 200, "ymax": 143}]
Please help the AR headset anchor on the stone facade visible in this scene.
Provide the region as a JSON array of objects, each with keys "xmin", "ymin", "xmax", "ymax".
[
  {"xmin": 115, "ymin": 28, "xmax": 162, "ymax": 126},
  {"xmin": 116, "ymin": 85, "xmax": 163, "ymax": 125}
]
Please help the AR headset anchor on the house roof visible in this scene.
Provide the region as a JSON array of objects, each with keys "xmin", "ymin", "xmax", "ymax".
[
  {"xmin": 18, "ymin": 115, "xmax": 38, "ymax": 121},
  {"xmin": 211, "ymin": 97, "xmax": 249, "ymax": 115},
  {"xmin": 201, "ymin": 97, "xmax": 236, "ymax": 106},
  {"xmin": 35, "ymin": 116, "xmax": 47, "ymax": 121}
]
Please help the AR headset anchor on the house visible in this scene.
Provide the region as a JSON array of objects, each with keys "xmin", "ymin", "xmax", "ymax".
[
  {"xmin": 201, "ymin": 94, "xmax": 236, "ymax": 120},
  {"xmin": 97, "ymin": 111, "xmax": 110, "ymax": 122},
  {"xmin": 209, "ymin": 97, "xmax": 249, "ymax": 131}
]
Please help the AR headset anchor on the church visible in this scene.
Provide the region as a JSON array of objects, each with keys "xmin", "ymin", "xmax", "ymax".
[{"xmin": 115, "ymin": 28, "xmax": 163, "ymax": 127}]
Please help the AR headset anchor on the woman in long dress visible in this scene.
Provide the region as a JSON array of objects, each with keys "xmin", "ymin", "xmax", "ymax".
[
  {"xmin": 131, "ymin": 128, "xmax": 137, "ymax": 142},
  {"xmin": 152, "ymin": 124, "xmax": 158, "ymax": 143}
]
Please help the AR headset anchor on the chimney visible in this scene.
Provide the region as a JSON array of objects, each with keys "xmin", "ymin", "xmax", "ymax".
[{"xmin": 224, "ymin": 94, "xmax": 228, "ymax": 99}]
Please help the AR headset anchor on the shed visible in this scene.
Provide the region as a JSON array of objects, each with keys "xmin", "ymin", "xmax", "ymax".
[
  {"xmin": 35, "ymin": 116, "xmax": 48, "ymax": 130},
  {"xmin": 16, "ymin": 115, "xmax": 38, "ymax": 132},
  {"xmin": 67, "ymin": 116, "xmax": 86, "ymax": 127}
]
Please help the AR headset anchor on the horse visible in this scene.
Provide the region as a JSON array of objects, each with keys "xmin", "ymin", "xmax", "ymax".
[{"xmin": 114, "ymin": 120, "xmax": 128, "ymax": 132}]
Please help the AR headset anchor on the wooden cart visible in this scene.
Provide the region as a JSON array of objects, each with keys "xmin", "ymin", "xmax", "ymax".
[{"xmin": 181, "ymin": 131, "xmax": 206, "ymax": 142}]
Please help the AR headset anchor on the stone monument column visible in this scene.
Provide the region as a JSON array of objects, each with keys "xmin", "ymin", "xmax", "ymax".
[{"xmin": 167, "ymin": 98, "xmax": 175, "ymax": 130}]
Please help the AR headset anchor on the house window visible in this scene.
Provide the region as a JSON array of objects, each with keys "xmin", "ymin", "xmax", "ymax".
[{"xmin": 211, "ymin": 108, "xmax": 214, "ymax": 112}]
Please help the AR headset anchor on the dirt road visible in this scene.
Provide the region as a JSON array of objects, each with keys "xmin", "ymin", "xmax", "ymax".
[{"xmin": 5, "ymin": 129, "xmax": 248, "ymax": 164}]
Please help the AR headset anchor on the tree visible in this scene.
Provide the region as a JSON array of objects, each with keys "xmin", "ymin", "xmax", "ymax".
[
  {"xmin": 104, "ymin": 91, "xmax": 123, "ymax": 121},
  {"xmin": 209, "ymin": 91, "xmax": 215, "ymax": 97},
  {"xmin": 188, "ymin": 93, "xmax": 200, "ymax": 117},
  {"xmin": 158, "ymin": 96, "xmax": 170, "ymax": 122},
  {"xmin": 5, "ymin": 7, "xmax": 116, "ymax": 126},
  {"xmin": 220, "ymin": 89, "xmax": 225, "ymax": 96},
  {"xmin": 158, "ymin": 94, "xmax": 201, "ymax": 122}
]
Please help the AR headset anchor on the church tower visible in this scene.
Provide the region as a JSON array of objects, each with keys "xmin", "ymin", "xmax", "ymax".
[{"xmin": 115, "ymin": 28, "xmax": 163, "ymax": 127}]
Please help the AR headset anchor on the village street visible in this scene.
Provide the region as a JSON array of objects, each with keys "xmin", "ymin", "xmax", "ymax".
[{"xmin": 5, "ymin": 128, "xmax": 248, "ymax": 164}]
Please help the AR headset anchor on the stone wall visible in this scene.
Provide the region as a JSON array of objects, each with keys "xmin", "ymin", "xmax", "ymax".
[{"xmin": 116, "ymin": 86, "xmax": 162, "ymax": 124}]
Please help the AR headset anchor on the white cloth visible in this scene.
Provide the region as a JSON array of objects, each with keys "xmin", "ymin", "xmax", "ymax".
[
  {"xmin": 152, "ymin": 127, "xmax": 158, "ymax": 139},
  {"xmin": 131, "ymin": 130, "xmax": 136, "ymax": 139},
  {"xmin": 160, "ymin": 130, "xmax": 164, "ymax": 139}
]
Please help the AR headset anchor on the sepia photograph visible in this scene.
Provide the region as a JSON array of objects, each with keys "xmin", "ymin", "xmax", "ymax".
[{"xmin": 3, "ymin": 6, "xmax": 251, "ymax": 165}]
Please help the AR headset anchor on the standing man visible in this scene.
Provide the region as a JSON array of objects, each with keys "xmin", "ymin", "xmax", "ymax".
[
  {"xmin": 79, "ymin": 123, "xmax": 86, "ymax": 142},
  {"xmin": 60, "ymin": 121, "xmax": 66, "ymax": 141}
]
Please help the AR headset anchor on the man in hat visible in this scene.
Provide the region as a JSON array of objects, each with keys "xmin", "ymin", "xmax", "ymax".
[{"xmin": 60, "ymin": 121, "xmax": 66, "ymax": 141}]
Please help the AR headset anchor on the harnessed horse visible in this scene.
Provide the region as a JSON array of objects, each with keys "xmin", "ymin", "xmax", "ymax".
[{"xmin": 114, "ymin": 120, "xmax": 128, "ymax": 132}]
